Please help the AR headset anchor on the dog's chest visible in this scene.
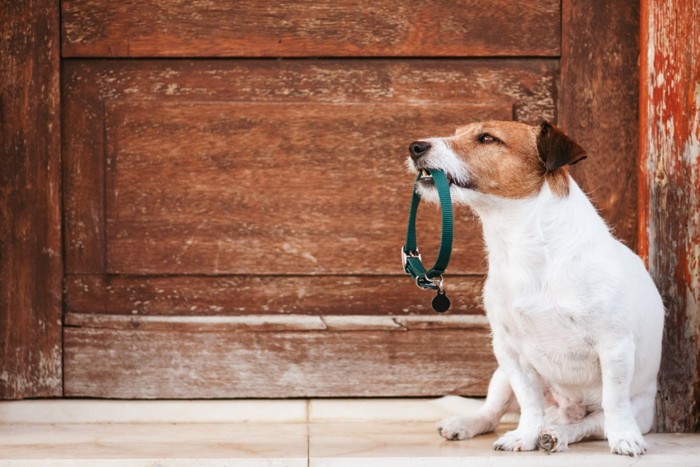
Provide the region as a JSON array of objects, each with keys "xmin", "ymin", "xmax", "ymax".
[{"xmin": 484, "ymin": 265, "xmax": 601, "ymax": 387}]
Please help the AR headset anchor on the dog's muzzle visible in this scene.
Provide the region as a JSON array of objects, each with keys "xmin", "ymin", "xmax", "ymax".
[{"xmin": 409, "ymin": 141, "xmax": 431, "ymax": 162}]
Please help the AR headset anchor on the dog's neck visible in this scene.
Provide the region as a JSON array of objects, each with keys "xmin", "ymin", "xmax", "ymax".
[{"xmin": 469, "ymin": 177, "xmax": 609, "ymax": 269}]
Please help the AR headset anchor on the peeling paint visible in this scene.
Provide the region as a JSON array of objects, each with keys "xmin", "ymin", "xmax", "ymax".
[{"xmin": 641, "ymin": 0, "xmax": 700, "ymax": 432}]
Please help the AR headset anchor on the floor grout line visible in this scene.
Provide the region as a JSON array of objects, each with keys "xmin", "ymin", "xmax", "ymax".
[{"xmin": 306, "ymin": 399, "xmax": 311, "ymax": 467}]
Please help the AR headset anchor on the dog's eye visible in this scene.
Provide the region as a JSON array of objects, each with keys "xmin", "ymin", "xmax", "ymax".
[{"xmin": 478, "ymin": 133, "xmax": 497, "ymax": 144}]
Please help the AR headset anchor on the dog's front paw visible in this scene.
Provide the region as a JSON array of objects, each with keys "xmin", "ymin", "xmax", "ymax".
[
  {"xmin": 538, "ymin": 428, "xmax": 569, "ymax": 453},
  {"xmin": 608, "ymin": 430, "xmax": 648, "ymax": 456},
  {"xmin": 437, "ymin": 416, "xmax": 485, "ymax": 441},
  {"xmin": 494, "ymin": 429, "xmax": 539, "ymax": 452}
]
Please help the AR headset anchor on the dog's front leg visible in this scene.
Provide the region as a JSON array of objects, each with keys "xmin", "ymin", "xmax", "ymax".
[
  {"xmin": 491, "ymin": 330, "xmax": 545, "ymax": 452},
  {"xmin": 599, "ymin": 336, "xmax": 648, "ymax": 456}
]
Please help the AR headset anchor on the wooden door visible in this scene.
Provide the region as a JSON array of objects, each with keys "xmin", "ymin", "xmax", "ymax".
[
  {"xmin": 1, "ymin": 0, "xmax": 644, "ymax": 403},
  {"xmin": 57, "ymin": 0, "xmax": 635, "ymax": 398}
]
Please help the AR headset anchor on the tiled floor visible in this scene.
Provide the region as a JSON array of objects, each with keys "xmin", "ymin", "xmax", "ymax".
[{"xmin": 0, "ymin": 398, "xmax": 698, "ymax": 466}]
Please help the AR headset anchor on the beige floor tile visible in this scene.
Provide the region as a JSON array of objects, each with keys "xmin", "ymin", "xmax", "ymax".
[
  {"xmin": 309, "ymin": 421, "xmax": 700, "ymax": 467},
  {"xmin": 309, "ymin": 396, "xmax": 521, "ymax": 424},
  {"xmin": 0, "ymin": 399, "xmax": 307, "ymax": 424},
  {"xmin": 0, "ymin": 422, "xmax": 308, "ymax": 467},
  {"xmin": 309, "ymin": 396, "xmax": 484, "ymax": 422},
  {"xmin": 1, "ymin": 401, "xmax": 700, "ymax": 466}
]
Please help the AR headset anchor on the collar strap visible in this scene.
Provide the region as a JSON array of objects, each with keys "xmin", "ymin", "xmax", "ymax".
[{"xmin": 401, "ymin": 169, "xmax": 453, "ymax": 291}]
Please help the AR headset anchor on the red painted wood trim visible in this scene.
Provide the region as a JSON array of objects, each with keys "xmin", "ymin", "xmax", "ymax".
[{"xmin": 640, "ymin": 0, "xmax": 700, "ymax": 432}]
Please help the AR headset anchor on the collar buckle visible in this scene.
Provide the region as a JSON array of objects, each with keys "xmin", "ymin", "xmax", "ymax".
[{"xmin": 401, "ymin": 247, "xmax": 421, "ymax": 271}]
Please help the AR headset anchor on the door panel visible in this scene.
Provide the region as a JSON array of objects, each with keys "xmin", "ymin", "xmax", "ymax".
[
  {"xmin": 64, "ymin": 317, "xmax": 494, "ymax": 398},
  {"xmin": 104, "ymin": 101, "xmax": 505, "ymax": 275},
  {"xmin": 65, "ymin": 275, "xmax": 486, "ymax": 316},
  {"xmin": 63, "ymin": 60, "xmax": 558, "ymax": 274},
  {"xmin": 62, "ymin": 0, "xmax": 560, "ymax": 57}
]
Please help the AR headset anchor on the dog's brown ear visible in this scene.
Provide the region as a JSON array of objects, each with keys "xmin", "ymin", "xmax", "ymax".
[{"xmin": 537, "ymin": 121, "xmax": 587, "ymax": 172}]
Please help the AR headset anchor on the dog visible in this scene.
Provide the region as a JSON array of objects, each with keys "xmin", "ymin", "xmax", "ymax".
[{"xmin": 407, "ymin": 120, "xmax": 664, "ymax": 456}]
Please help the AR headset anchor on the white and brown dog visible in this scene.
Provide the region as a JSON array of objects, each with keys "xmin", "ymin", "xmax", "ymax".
[{"xmin": 407, "ymin": 121, "xmax": 664, "ymax": 456}]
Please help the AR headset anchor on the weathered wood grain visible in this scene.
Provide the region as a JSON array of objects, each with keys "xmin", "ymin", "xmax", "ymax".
[
  {"xmin": 105, "ymin": 101, "xmax": 506, "ymax": 274},
  {"xmin": 64, "ymin": 313, "xmax": 490, "ymax": 332},
  {"xmin": 60, "ymin": 57, "xmax": 556, "ymax": 398},
  {"xmin": 0, "ymin": 0, "xmax": 62, "ymax": 398},
  {"xmin": 560, "ymin": 0, "xmax": 640, "ymax": 249},
  {"xmin": 640, "ymin": 0, "xmax": 700, "ymax": 432},
  {"xmin": 63, "ymin": 59, "xmax": 558, "ymax": 273},
  {"xmin": 61, "ymin": 0, "xmax": 560, "ymax": 58},
  {"xmin": 64, "ymin": 274, "xmax": 485, "ymax": 316},
  {"xmin": 64, "ymin": 322, "xmax": 496, "ymax": 398},
  {"xmin": 61, "ymin": 66, "xmax": 104, "ymax": 273},
  {"xmin": 65, "ymin": 313, "xmax": 329, "ymax": 332}
]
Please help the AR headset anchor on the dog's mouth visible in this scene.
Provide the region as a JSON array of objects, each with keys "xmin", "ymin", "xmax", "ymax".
[
  {"xmin": 417, "ymin": 168, "xmax": 474, "ymax": 190},
  {"xmin": 418, "ymin": 168, "xmax": 434, "ymax": 183}
]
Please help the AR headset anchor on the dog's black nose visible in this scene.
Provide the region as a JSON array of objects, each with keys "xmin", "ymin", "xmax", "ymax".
[{"xmin": 409, "ymin": 141, "xmax": 431, "ymax": 161}]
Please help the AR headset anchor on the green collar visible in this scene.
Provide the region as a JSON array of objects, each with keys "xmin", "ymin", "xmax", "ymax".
[{"xmin": 401, "ymin": 169, "xmax": 453, "ymax": 312}]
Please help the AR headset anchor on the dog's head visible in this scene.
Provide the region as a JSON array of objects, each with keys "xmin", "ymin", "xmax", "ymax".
[{"xmin": 406, "ymin": 120, "xmax": 586, "ymax": 205}]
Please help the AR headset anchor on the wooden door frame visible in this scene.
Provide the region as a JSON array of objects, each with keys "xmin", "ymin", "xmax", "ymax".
[
  {"xmin": 1, "ymin": 0, "xmax": 698, "ymax": 432},
  {"xmin": 560, "ymin": 0, "xmax": 640, "ymax": 250},
  {"xmin": 0, "ymin": 0, "xmax": 62, "ymax": 398}
]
